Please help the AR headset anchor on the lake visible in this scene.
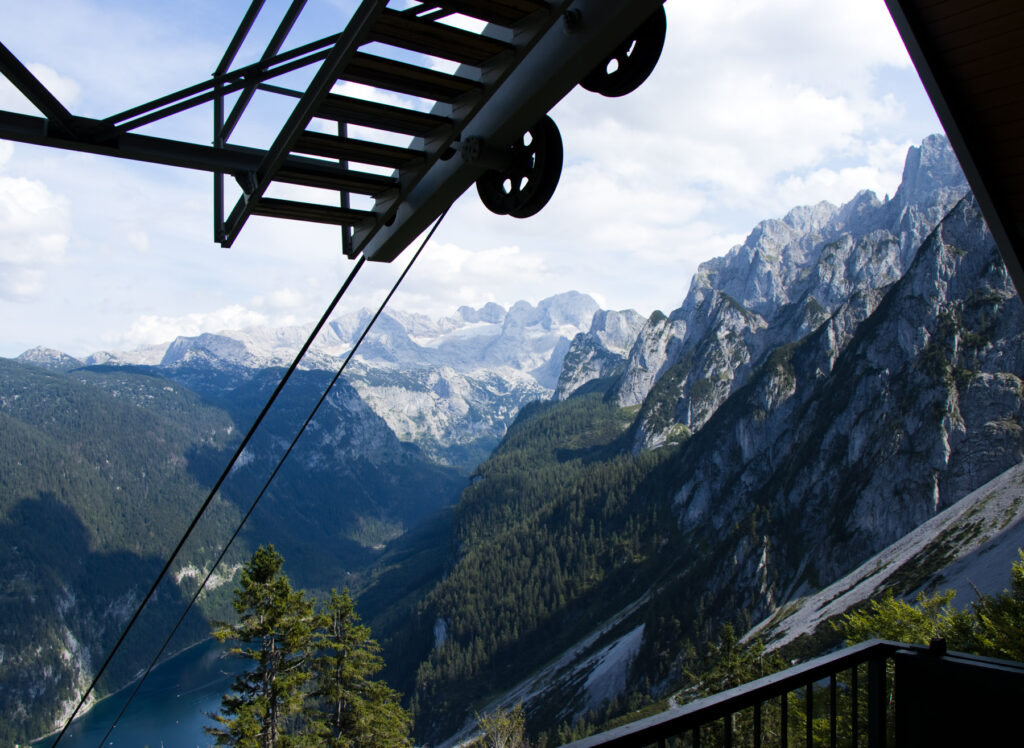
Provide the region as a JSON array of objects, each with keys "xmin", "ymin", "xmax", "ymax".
[{"xmin": 39, "ymin": 639, "xmax": 240, "ymax": 748}]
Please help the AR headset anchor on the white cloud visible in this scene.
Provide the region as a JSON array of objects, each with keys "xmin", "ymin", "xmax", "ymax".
[
  {"xmin": 384, "ymin": 240, "xmax": 551, "ymax": 316},
  {"xmin": 114, "ymin": 305, "xmax": 270, "ymax": 349},
  {"xmin": 0, "ymin": 177, "xmax": 68, "ymax": 262},
  {"xmin": 0, "ymin": 175, "xmax": 69, "ymax": 301},
  {"xmin": 126, "ymin": 229, "xmax": 150, "ymax": 253},
  {"xmin": 0, "ymin": 63, "xmax": 81, "ymax": 116},
  {"xmin": 259, "ymin": 287, "xmax": 308, "ymax": 312},
  {"xmin": 0, "ymin": 267, "xmax": 46, "ymax": 301},
  {"xmin": 775, "ymin": 136, "xmax": 914, "ymax": 207}
]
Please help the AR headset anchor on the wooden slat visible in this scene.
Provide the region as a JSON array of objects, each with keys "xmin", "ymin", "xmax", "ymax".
[
  {"xmin": 985, "ymin": 128, "xmax": 1024, "ymax": 156},
  {"xmin": 274, "ymin": 162, "xmax": 397, "ymax": 195},
  {"xmin": 931, "ymin": 27, "xmax": 1024, "ymax": 69},
  {"xmin": 971, "ymin": 90, "xmax": 1024, "ymax": 126},
  {"xmin": 292, "ymin": 131, "xmax": 424, "ymax": 168},
  {"xmin": 253, "ymin": 198, "xmax": 373, "ymax": 226},
  {"xmin": 951, "ymin": 66, "xmax": 1023, "ymax": 97},
  {"xmin": 340, "ymin": 52, "xmax": 481, "ymax": 102},
  {"xmin": 965, "ymin": 81, "xmax": 1024, "ymax": 116},
  {"xmin": 917, "ymin": 0, "xmax": 1013, "ymax": 25},
  {"xmin": 316, "ymin": 94, "xmax": 451, "ymax": 136},
  {"xmin": 931, "ymin": 10, "xmax": 1024, "ymax": 47},
  {"xmin": 369, "ymin": 9, "xmax": 514, "ymax": 66},
  {"xmin": 427, "ymin": 0, "xmax": 549, "ymax": 27},
  {"xmin": 942, "ymin": 53, "xmax": 1022, "ymax": 94}
]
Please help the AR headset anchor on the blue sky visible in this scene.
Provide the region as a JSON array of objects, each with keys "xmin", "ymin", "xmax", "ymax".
[{"xmin": 0, "ymin": 0, "xmax": 943, "ymax": 357}]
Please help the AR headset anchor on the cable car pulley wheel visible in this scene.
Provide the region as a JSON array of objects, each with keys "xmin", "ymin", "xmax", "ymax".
[
  {"xmin": 581, "ymin": 6, "xmax": 667, "ymax": 97},
  {"xmin": 476, "ymin": 115, "xmax": 563, "ymax": 219}
]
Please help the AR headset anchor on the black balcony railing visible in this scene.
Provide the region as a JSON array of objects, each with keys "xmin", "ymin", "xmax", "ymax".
[{"xmin": 561, "ymin": 638, "xmax": 1024, "ymax": 747}]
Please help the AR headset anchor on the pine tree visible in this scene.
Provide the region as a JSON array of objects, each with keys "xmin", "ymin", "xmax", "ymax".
[
  {"xmin": 309, "ymin": 588, "xmax": 412, "ymax": 747},
  {"xmin": 973, "ymin": 550, "xmax": 1024, "ymax": 662},
  {"xmin": 206, "ymin": 545, "xmax": 318, "ymax": 747}
]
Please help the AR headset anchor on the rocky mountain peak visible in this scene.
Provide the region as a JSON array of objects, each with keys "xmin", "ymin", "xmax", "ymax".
[
  {"xmin": 553, "ymin": 309, "xmax": 646, "ymax": 401},
  {"xmin": 589, "ymin": 309, "xmax": 646, "ymax": 355},
  {"xmin": 780, "ymin": 200, "xmax": 840, "ymax": 236},
  {"xmin": 456, "ymin": 302, "xmax": 506, "ymax": 324},
  {"xmin": 503, "ymin": 292, "xmax": 600, "ymax": 334},
  {"xmin": 15, "ymin": 346, "xmax": 83, "ymax": 372},
  {"xmin": 609, "ymin": 134, "xmax": 973, "ymax": 447},
  {"xmin": 894, "ymin": 133, "xmax": 968, "ymax": 214},
  {"xmin": 537, "ymin": 291, "xmax": 601, "ymax": 329},
  {"xmin": 835, "ymin": 189, "xmax": 883, "ymax": 236},
  {"xmin": 72, "ymin": 292, "xmax": 606, "ymax": 470},
  {"xmin": 161, "ymin": 332, "xmax": 252, "ymax": 368}
]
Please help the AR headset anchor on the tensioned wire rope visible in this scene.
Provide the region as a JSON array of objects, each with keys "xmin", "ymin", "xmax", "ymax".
[{"xmin": 52, "ymin": 207, "xmax": 448, "ymax": 748}]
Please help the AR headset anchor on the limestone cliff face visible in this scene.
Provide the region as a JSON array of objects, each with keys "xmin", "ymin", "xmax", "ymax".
[
  {"xmin": 493, "ymin": 190, "xmax": 1023, "ymax": 737},
  {"xmin": 612, "ymin": 135, "xmax": 970, "ymax": 451},
  {"xmin": 554, "ymin": 309, "xmax": 646, "ymax": 401},
  {"xmin": 668, "ymin": 193, "xmax": 1023, "ymax": 623},
  {"xmin": 501, "ymin": 137, "xmax": 1020, "ymax": 728}
]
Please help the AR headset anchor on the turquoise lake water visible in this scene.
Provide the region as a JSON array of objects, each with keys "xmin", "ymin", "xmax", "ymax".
[{"xmin": 39, "ymin": 639, "xmax": 239, "ymax": 748}]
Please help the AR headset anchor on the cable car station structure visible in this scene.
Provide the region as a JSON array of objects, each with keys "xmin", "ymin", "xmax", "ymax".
[{"xmin": 0, "ymin": 0, "xmax": 666, "ymax": 263}]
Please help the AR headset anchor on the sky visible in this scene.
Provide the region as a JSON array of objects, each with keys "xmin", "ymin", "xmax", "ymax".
[{"xmin": 0, "ymin": 0, "xmax": 944, "ymax": 358}]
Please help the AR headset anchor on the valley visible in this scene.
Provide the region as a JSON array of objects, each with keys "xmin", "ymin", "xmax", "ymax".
[{"xmin": 2, "ymin": 134, "xmax": 1023, "ymax": 746}]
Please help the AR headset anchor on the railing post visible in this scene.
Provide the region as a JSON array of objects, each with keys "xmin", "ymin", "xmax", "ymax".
[
  {"xmin": 806, "ymin": 682, "xmax": 814, "ymax": 746},
  {"xmin": 780, "ymin": 692, "xmax": 788, "ymax": 746},
  {"xmin": 868, "ymin": 655, "xmax": 886, "ymax": 748},
  {"xmin": 753, "ymin": 700, "xmax": 762, "ymax": 747},
  {"xmin": 829, "ymin": 673, "xmax": 837, "ymax": 748},
  {"xmin": 852, "ymin": 664, "xmax": 859, "ymax": 747}
]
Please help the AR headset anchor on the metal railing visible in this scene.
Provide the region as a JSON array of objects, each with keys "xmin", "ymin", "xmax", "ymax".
[{"xmin": 561, "ymin": 638, "xmax": 1024, "ymax": 747}]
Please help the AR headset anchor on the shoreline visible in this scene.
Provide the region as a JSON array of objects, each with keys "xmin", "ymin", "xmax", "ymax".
[{"xmin": 31, "ymin": 636, "xmax": 221, "ymax": 746}]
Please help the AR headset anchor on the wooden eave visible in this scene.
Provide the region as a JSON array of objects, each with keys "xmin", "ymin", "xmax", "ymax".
[{"xmin": 887, "ymin": 0, "xmax": 1024, "ymax": 298}]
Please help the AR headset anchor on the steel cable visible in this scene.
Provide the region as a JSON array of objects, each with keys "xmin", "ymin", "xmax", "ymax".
[
  {"xmin": 49, "ymin": 253, "xmax": 364, "ymax": 746},
  {"xmin": 75, "ymin": 207, "xmax": 447, "ymax": 748}
]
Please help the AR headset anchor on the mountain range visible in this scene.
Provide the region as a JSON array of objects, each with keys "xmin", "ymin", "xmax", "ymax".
[
  {"xmin": 359, "ymin": 134, "xmax": 1024, "ymax": 742},
  {"xmin": 3, "ymin": 133, "xmax": 1023, "ymax": 745}
]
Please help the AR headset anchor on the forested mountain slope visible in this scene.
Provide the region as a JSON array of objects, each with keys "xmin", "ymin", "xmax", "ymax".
[
  {"xmin": 372, "ymin": 138, "xmax": 1024, "ymax": 744},
  {"xmin": 0, "ymin": 360, "xmax": 465, "ymax": 744},
  {"xmin": 0, "ymin": 361, "xmax": 240, "ymax": 743},
  {"xmin": 6, "ymin": 286, "xmax": 635, "ymax": 742}
]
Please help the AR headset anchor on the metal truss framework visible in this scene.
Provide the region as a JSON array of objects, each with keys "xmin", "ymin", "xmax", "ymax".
[{"xmin": 0, "ymin": 0, "xmax": 665, "ymax": 263}]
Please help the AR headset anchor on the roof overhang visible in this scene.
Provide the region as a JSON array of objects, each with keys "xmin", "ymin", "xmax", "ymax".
[{"xmin": 886, "ymin": 0, "xmax": 1024, "ymax": 299}]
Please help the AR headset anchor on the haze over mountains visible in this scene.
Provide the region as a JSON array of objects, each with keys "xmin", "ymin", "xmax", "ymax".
[{"xmin": 4, "ymin": 134, "xmax": 1023, "ymax": 745}]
